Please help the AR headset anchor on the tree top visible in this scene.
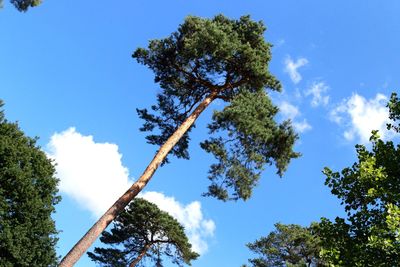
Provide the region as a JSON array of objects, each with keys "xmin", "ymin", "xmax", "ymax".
[{"xmin": 133, "ymin": 14, "xmax": 299, "ymax": 201}]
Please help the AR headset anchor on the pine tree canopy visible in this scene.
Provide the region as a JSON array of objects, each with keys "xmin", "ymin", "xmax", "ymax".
[
  {"xmin": 245, "ymin": 223, "xmax": 325, "ymax": 267},
  {"xmin": 133, "ymin": 14, "xmax": 299, "ymax": 201},
  {"xmin": 59, "ymin": 15, "xmax": 300, "ymax": 266},
  {"xmin": 87, "ymin": 198, "xmax": 198, "ymax": 267},
  {"xmin": 0, "ymin": 100, "xmax": 61, "ymax": 267}
]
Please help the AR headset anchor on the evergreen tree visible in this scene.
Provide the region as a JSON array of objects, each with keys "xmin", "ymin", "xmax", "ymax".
[
  {"xmin": 87, "ymin": 198, "xmax": 198, "ymax": 267},
  {"xmin": 60, "ymin": 15, "xmax": 299, "ymax": 266},
  {"xmin": 245, "ymin": 223, "xmax": 325, "ymax": 267},
  {"xmin": 0, "ymin": 100, "xmax": 61, "ymax": 267},
  {"xmin": 315, "ymin": 92, "xmax": 400, "ymax": 266}
]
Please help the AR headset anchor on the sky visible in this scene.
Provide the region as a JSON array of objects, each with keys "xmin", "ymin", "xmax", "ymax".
[{"xmin": 1, "ymin": 1, "xmax": 400, "ymax": 266}]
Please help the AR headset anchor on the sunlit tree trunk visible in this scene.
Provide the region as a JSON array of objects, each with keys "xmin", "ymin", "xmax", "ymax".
[{"xmin": 59, "ymin": 91, "xmax": 218, "ymax": 267}]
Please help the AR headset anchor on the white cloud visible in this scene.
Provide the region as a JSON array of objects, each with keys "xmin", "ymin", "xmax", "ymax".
[
  {"xmin": 294, "ymin": 88, "xmax": 302, "ymax": 100},
  {"xmin": 305, "ymin": 81, "xmax": 330, "ymax": 107},
  {"xmin": 141, "ymin": 191, "xmax": 215, "ymax": 254},
  {"xmin": 274, "ymin": 39, "xmax": 285, "ymax": 48},
  {"xmin": 279, "ymin": 101, "xmax": 300, "ymax": 119},
  {"xmin": 293, "ymin": 119, "xmax": 312, "ymax": 133},
  {"xmin": 284, "ymin": 56, "xmax": 308, "ymax": 84},
  {"xmin": 46, "ymin": 127, "xmax": 215, "ymax": 254},
  {"xmin": 330, "ymin": 93, "xmax": 392, "ymax": 143},
  {"xmin": 279, "ymin": 101, "xmax": 312, "ymax": 133},
  {"xmin": 46, "ymin": 127, "xmax": 133, "ymax": 217}
]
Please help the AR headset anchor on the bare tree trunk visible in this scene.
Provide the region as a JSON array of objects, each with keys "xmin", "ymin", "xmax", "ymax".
[
  {"xmin": 129, "ymin": 243, "xmax": 152, "ymax": 267},
  {"xmin": 59, "ymin": 91, "xmax": 218, "ymax": 266}
]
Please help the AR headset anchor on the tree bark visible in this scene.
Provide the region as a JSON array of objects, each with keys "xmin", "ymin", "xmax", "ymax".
[
  {"xmin": 129, "ymin": 243, "xmax": 152, "ymax": 267},
  {"xmin": 59, "ymin": 91, "xmax": 218, "ymax": 267}
]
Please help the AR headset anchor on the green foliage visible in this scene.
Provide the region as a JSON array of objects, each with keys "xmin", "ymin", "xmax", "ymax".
[
  {"xmin": 0, "ymin": 101, "xmax": 60, "ymax": 267},
  {"xmin": 5, "ymin": 0, "xmax": 42, "ymax": 11},
  {"xmin": 245, "ymin": 223, "xmax": 325, "ymax": 267},
  {"xmin": 0, "ymin": 100, "xmax": 4, "ymax": 121},
  {"xmin": 87, "ymin": 198, "xmax": 198, "ymax": 267},
  {"xmin": 387, "ymin": 92, "xmax": 400, "ymax": 132},
  {"xmin": 201, "ymin": 91, "xmax": 299, "ymax": 200},
  {"xmin": 133, "ymin": 14, "xmax": 299, "ymax": 201},
  {"xmin": 316, "ymin": 95, "xmax": 400, "ymax": 266}
]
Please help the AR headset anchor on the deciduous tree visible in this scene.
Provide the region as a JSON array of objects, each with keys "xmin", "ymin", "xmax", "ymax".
[
  {"xmin": 315, "ymin": 92, "xmax": 400, "ymax": 266},
  {"xmin": 87, "ymin": 198, "xmax": 198, "ymax": 267},
  {"xmin": 60, "ymin": 14, "xmax": 299, "ymax": 266},
  {"xmin": 0, "ymin": 100, "xmax": 60, "ymax": 267}
]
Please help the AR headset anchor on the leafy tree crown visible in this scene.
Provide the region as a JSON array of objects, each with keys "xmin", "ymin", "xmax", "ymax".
[
  {"xmin": 88, "ymin": 198, "xmax": 198, "ymax": 267},
  {"xmin": 133, "ymin": 14, "xmax": 299, "ymax": 201},
  {"xmin": 246, "ymin": 223, "xmax": 325, "ymax": 267},
  {"xmin": 0, "ymin": 100, "xmax": 61, "ymax": 267},
  {"xmin": 316, "ymin": 92, "xmax": 400, "ymax": 266}
]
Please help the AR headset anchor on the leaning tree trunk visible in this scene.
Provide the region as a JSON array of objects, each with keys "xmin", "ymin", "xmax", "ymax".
[
  {"xmin": 59, "ymin": 91, "xmax": 218, "ymax": 267},
  {"xmin": 129, "ymin": 243, "xmax": 152, "ymax": 267}
]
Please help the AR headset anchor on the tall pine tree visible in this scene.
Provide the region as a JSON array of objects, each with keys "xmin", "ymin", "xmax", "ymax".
[{"xmin": 60, "ymin": 15, "xmax": 299, "ymax": 266}]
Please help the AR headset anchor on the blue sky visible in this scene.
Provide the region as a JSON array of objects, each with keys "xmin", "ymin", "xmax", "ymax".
[{"xmin": 1, "ymin": 1, "xmax": 400, "ymax": 266}]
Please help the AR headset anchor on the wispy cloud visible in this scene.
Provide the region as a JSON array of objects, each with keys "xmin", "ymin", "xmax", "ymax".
[
  {"xmin": 284, "ymin": 56, "xmax": 308, "ymax": 84},
  {"xmin": 279, "ymin": 101, "xmax": 312, "ymax": 133},
  {"xmin": 274, "ymin": 39, "xmax": 285, "ymax": 48},
  {"xmin": 46, "ymin": 127, "xmax": 215, "ymax": 254},
  {"xmin": 305, "ymin": 81, "xmax": 330, "ymax": 107},
  {"xmin": 293, "ymin": 119, "xmax": 312, "ymax": 133},
  {"xmin": 330, "ymin": 93, "xmax": 393, "ymax": 143},
  {"xmin": 279, "ymin": 101, "xmax": 300, "ymax": 119}
]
